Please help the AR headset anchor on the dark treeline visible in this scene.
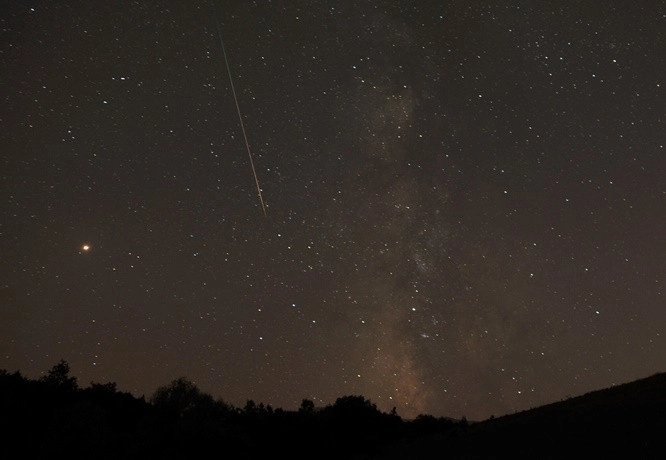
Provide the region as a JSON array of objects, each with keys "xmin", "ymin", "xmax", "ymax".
[
  {"xmin": 2, "ymin": 361, "xmax": 666, "ymax": 459},
  {"xmin": 0, "ymin": 360, "xmax": 461, "ymax": 459}
]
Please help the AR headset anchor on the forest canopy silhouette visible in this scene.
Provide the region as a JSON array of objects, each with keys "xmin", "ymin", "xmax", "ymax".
[
  {"xmin": 1, "ymin": 360, "xmax": 664, "ymax": 459},
  {"xmin": 0, "ymin": 360, "xmax": 457, "ymax": 459}
]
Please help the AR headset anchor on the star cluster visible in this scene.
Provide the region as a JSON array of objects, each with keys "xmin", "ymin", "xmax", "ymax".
[{"xmin": 1, "ymin": 1, "xmax": 664, "ymax": 420}]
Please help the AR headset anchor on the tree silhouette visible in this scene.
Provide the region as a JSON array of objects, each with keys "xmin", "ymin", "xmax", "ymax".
[
  {"xmin": 299, "ymin": 398, "xmax": 315, "ymax": 415},
  {"xmin": 329, "ymin": 395, "xmax": 381, "ymax": 418},
  {"xmin": 88, "ymin": 381, "xmax": 117, "ymax": 394},
  {"xmin": 40, "ymin": 359, "xmax": 78, "ymax": 391},
  {"xmin": 151, "ymin": 377, "xmax": 214, "ymax": 419}
]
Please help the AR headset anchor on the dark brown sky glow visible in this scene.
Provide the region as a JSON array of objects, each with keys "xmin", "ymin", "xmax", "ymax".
[{"xmin": 1, "ymin": 1, "xmax": 664, "ymax": 420}]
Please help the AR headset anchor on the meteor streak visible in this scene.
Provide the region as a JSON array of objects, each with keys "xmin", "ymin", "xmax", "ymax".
[{"xmin": 213, "ymin": 9, "xmax": 267, "ymax": 217}]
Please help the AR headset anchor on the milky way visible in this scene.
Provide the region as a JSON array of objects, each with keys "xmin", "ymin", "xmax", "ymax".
[{"xmin": 1, "ymin": 1, "xmax": 664, "ymax": 420}]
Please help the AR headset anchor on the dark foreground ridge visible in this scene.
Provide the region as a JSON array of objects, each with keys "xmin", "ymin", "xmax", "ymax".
[
  {"xmin": 1, "ymin": 361, "xmax": 664, "ymax": 459},
  {"xmin": 381, "ymin": 371, "xmax": 666, "ymax": 459}
]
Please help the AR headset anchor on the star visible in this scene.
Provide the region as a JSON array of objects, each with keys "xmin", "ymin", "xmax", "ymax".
[{"xmin": 1, "ymin": 0, "xmax": 663, "ymax": 423}]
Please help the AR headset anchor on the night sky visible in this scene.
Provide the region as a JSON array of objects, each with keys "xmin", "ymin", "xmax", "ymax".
[{"xmin": 1, "ymin": 1, "xmax": 664, "ymax": 421}]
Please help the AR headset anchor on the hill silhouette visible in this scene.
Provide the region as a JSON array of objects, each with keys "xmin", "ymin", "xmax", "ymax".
[
  {"xmin": 379, "ymin": 372, "xmax": 666, "ymax": 459},
  {"xmin": 0, "ymin": 361, "xmax": 664, "ymax": 459}
]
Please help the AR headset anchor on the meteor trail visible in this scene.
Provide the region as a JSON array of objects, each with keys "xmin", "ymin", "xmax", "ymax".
[{"xmin": 213, "ymin": 11, "xmax": 267, "ymax": 217}]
